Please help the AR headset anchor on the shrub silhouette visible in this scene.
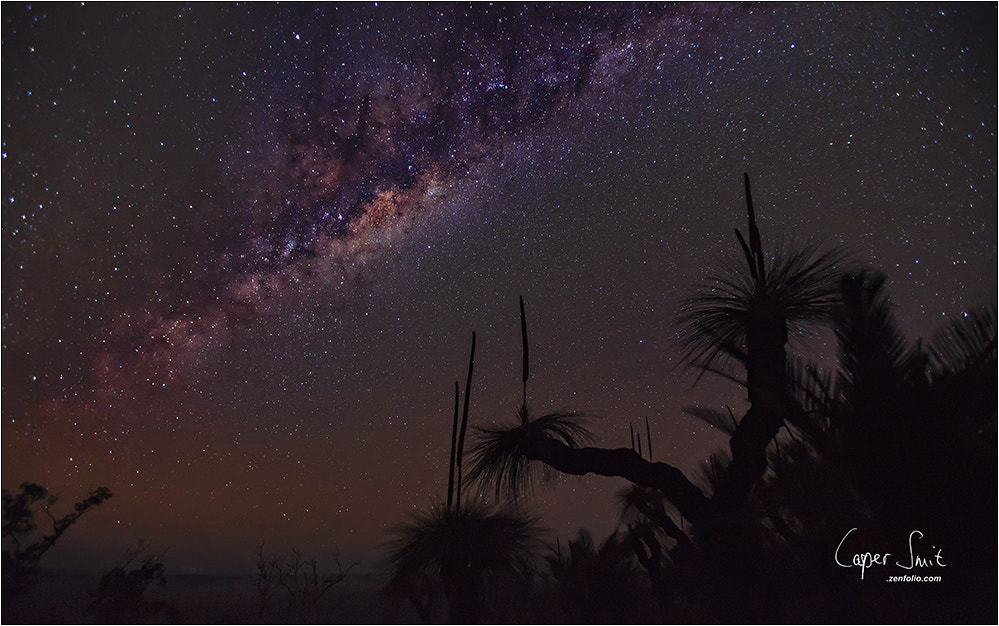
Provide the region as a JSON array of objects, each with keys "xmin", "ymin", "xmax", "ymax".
[
  {"xmin": 2, "ymin": 482, "xmax": 112, "ymax": 598},
  {"xmin": 252, "ymin": 542, "xmax": 356, "ymax": 621},
  {"xmin": 89, "ymin": 541, "xmax": 180, "ymax": 624}
]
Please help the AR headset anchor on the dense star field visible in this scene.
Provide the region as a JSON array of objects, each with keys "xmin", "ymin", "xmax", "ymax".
[{"xmin": 2, "ymin": 3, "xmax": 995, "ymax": 576}]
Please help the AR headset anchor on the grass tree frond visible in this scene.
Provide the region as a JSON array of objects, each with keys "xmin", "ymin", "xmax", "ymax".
[
  {"xmin": 691, "ymin": 450, "xmax": 732, "ymax": 496},
  {"xmin": 676, "ymin": 241, "xmax": 847, "ymax": 378},
  {"xmin": 763, "ymin": 242, "xmax": 847, "ymax": 321},
  {"xmin": 465, "ymin": 425, "xmax": 538, "ymax": 503},
  {"xmin": 786, "ymin": 358, "xmax": 840, "ymax": 413},
  {"xmin": 465, "ymin": 411, "xmax": 597, "ymax": 501},
  {"xmin": 382, "ymin": 501, "xmax": 546, "ymax": 593},
  {"xmin": 616, "ymin": 484, "xmax": 657, "ymax": 522},
  {"xmin": 676, "ymin": 257, "xmax": 755, "ymax": 367},
  {"xmin": 682, "ymin": 405, "xmax": 739, "ymax": 436},
  {"xmin": 531, "ymin": 411, "xmax": 599, "ymax": 447},
  {"xmin": 926, "ymin": 303, "xmax": 997, "ymax": 377},
  {"xmin": 616, "ymin": 484, "xmax": 673, "ymax": 521},
  {"xmin": 834, "ymin": 270, "xmax": 913, "ymax": 393},
  {"xmin": 783, "ymin": 357, "xmax": 838, "ymax": 444}
]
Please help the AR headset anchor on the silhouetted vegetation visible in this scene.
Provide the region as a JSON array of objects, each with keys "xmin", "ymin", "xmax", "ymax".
[
  {"xmin": 384, "ymin": 331, "xmax": 548, "ymax": 623},
  {"xmin": 251, "ymin": 542, "xmax": 357, "ymax": 622},
  {"xmin": 384, "ymin": 502, "xmax": 546, "ymax": 624},
  {"xmin": 89, "ymin": 541, "xmax": 180, "ymax": 624},
  {"xmin": 452, "ymin": 175, "xmax": 997, "ymax": 622},
  {"xmin": 2, "ymin": 482, "xmax": 112, "ymax": 599},
  {"xmin": 5, "ymin": 177, "xmax": 991, "ymax": 624},
  {"xmin": 545, "ymin": 529, "xmax": 659, "ymax": 623}
]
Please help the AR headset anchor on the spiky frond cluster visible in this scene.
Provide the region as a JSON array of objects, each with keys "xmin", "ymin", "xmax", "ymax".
[
  {"xmin": 786, "ymin": 357, "xmax": 839, "ymax": 419},
  {"xmin": 546, "ymin": 528, "xmax": 641, "ymax": 580},
  {"xmin": 616, "ymin": 484, "xmax": 655, "ymax": 522},
  {"xmin": 774, "ymin": 358, "xmax": 835, "ymax": 449},
  {"xmin": 690, "ymin": 450, "xmax": 733, "ymax": 496},
  {"xmin": 834, "ymin": 270, "xmax": 916, "ymax": 388},
  {"xmin": 545, "ymin": 528, "xmax": 657, "ymax": 622},
  {"xmin": 926, "ymin": 303, "xmax": 997, "ymax": 377},
  {"xmin": 677, "ymin": 242, "xmax": 846, "ymax": 377},
  {"xmin": 382, "ymin": 501, "xmax": 545, "ymax": 593},
  {"xmin": 466, "ymin": 410, "xmax": 596, "ymax": 500},
  {"xmin": 615, "ymin": 484, "xmax": 692, "ymax": 550}
]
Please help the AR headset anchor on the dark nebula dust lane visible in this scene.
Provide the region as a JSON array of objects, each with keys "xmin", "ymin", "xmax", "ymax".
[{"xmin": 2, "ymin": 3, "xmax": 995, "ymax": 574}]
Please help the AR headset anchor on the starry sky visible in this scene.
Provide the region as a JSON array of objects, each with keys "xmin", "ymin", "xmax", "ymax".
[{"xmin": 3, "ymin": 3, "xmax": 995, "ymax": 575}]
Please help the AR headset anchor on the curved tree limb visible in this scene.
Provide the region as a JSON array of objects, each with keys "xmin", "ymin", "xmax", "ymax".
[{"xmin": 520, "ymin": 436, "xmax": 711, "ymax": 524}]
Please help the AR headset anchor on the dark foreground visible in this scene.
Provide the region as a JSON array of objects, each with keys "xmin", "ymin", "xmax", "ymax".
[{"xmin": 2, "ymin": 570, "xmax": 419, "ymax": 624}]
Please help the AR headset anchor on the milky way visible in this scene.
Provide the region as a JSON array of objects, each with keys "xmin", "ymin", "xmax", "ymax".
[
  {"xmin": 111, "ymin": 4, "xmax": 747, "ymax": 395},
  {"xmin": 3, "ymin": 3, "xmax": 994, "ymax": 573}
]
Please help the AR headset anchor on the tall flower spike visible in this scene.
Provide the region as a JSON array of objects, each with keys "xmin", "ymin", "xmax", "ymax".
[
  {"xmin": 447, "ymin": 381, "xmax": 459, "ymax": 510},
  {"xmin": 519, "ymin": 295, "xmax": 530, "ymax": 419},
  {"xmin": 454, "ymin": 331, "xmax": 476, "ymax": 508}
]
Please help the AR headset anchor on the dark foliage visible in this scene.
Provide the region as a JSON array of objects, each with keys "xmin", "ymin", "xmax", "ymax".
[
  {"xmin": 89, "ymin": 542, "xmax": 180, "ymax": 624},
  {"xmin": 383, "ymin": 502, "xmax": 545, "ymax": 623},
  {"xmin": 384, "ymin": 326, "xmax": 546, "ymax": 624},
  {"xmin": 2, "ymin": 482, "xmax": 112, "ymax": 599},
  {"xmin": 463, "ymin": 176, "xmax": 997, "ymax": 622},
  {"xmin": 252, "ymin": 543, "xmax": 356, "ymax": 622},
  {"xmin": 546, "ymin": 529, "xmax": 659, "ymax": 623},
  {"xmin": 467, "ymin": 409, "xmax": 597, "ymax": 500}
]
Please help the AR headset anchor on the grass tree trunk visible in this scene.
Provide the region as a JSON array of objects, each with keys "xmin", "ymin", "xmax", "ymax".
[
  {"xmin": 714, "ymin": 312, "xmax": 792, "ymax": 504},
  {"xmin": 711, "ymin": 176, "xmax": 797, "ymax": 507},
  {"xmin": 441, "ymin": 562, "xmax": 483, "ymax": 624}
]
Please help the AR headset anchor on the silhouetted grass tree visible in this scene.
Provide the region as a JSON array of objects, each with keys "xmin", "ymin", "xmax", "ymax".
[
  {"xmin": 469, "ymin": 179, "xmax": 845, "ymax": 531},
  {"xmin": 676, "ymin": 175, "xmax": 845, "ymax": 508},
  {"xmin": 660, "ymin": 260, "xmax": 994, "ymax": 621},
  {"xmin": 384, "ymin": 502, "xmax": 545, "ymax": 623},
  {"xmin": 472, "ymin": 177, "xmax": 838, "ymax": 521},
  {"xmin": 465, "ymin": 297, "xmax": 603, "ymax": 501},
  {"xmin": 466, "ymin": 176, "xmax": 996, "ymax": 621},
  {"xmin": 384, "ymin": 330, "xmax": 546, "ymax": 623},
  {"xmin": 2, "ymin": 482, "xmax": 112, "ymax": 598}
]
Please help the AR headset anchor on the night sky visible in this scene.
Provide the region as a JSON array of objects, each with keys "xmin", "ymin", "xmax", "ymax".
[{"xmin": 3, "ymin": 3, "xmax": 995, "ymax": 575}]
